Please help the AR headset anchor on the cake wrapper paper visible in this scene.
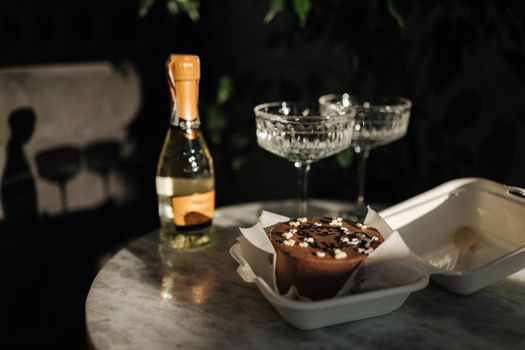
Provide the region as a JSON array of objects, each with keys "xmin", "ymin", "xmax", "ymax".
[{"xmin": 237, "ymin": 207, "xmax": 432, "ymax": 300}]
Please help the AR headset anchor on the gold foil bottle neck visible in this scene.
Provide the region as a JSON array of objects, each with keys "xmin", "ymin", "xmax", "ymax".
[
  {"xmin": 167, "ymin": 54, "xmax": 200, "ymax": 121},
  {"xmin": 168, "ymin": 54, "xmax": 200, "ymax": 81}
]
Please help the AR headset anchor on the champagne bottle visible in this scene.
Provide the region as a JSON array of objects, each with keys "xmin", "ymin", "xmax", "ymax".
[{"xmin": 156, "ymin": 54, "xmax": 215, "ymax": 249}]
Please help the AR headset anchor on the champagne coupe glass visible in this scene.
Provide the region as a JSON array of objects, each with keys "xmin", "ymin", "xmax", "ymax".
[
  {"xmin": 254, "ymin": 101, "xmax": 356, "ymax": 216},
  {"xmin": 319, "ymin": 94, "xmax": 412, "ymax": 219}
]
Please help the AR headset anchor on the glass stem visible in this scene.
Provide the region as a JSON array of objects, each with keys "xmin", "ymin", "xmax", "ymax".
[
  {"xmin": 294, "ymin": 161, "xmax": 311, "ymax": 217},
  {"xmin": 356, "ymin": 149, "xmax": 370, "ymax": 209}
]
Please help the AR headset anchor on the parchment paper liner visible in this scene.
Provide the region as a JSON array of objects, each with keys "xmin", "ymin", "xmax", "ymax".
[{"xmin": 236, "ymin": 207, "xmax": 441, "ymax": 300}]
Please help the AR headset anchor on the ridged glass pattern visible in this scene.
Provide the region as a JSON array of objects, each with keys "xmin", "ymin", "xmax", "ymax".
[{"xmin": 255, "ymin": 102, "xmax": 355, "ymax": 163}]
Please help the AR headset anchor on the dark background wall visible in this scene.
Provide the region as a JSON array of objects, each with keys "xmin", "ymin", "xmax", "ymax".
[{"xmin": 1, "ymin": 0, "xmax": 525, "ymax": 348}]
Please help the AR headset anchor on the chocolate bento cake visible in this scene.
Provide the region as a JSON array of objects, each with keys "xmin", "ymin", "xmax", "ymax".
[{"xmin": 267, "ymin": 216, "xmax": 384, "ymax": 300}]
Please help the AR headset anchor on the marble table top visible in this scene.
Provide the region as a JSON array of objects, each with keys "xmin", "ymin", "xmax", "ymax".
[{"xmin": 86, "ymin": 200, "xmax": 525, "ymax": 350}]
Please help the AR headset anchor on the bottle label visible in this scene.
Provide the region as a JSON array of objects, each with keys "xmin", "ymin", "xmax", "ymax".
[{"xmin": 171, "ymin": 190, "xmax": 215, "ymax": 226}]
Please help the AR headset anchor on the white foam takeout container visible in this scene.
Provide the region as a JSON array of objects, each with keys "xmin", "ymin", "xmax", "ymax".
[
  {"xmin": 380, "ymin": 177, "xmax": 525, "ymax": 295},
  {"xmin": 230, "ymin": 243, "xmax": 429, "ymax": 329},
  {"xmin": 230, "ymin": 178, "xmax": 525, "ymax": 329}
]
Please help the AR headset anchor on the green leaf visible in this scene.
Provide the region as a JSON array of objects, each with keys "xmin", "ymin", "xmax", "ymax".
[
  {"xmin": 166, "ymin": 0, "xmax": 200, "ymax": 22},
  {"xmin": 230, "ymin": 134, "xmax": 250, "ymax": 150},
  {"xmin": 166, "ymin": 0, "xmax": 180, "ymax": 16},
  {"xmin": 387, "ymin": 0, "xmax": 404, "ymax": 32},
  {"xmin": 264, "ymin": 0, "xmax": 285, "ymax": 24},
  {"xmin": 206, "ymin": 105, "xmax": 228, "ymax": 145},
  {"xmin": 216, "ymin": 76, "xmax": 234, "ymax": 105},
  {"xmin": 352, "ymin": 53, "xmax": 360, "ymax": 71},
  {"xmin": 139, "ymin": 0, "xmax": 155, "ymax": 17},
  {"xmin": 206, "ymin": 106, "xmax": 228, "ymax": 131},
  {"xmin": 231, "ymin": 156, "xmax": 247, "ymax": 172},
  {"xmin": 292, "ymin": 0, "xmax": 312, "ymax": 27},
  {"xmin": 336, "ymin": 148, "xmax": 353, "ymax": 169}
]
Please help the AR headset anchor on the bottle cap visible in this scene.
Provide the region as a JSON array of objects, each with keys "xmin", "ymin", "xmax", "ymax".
[{"xmin": 168, "ymin": 54, "xmax": 200, "ymax": 81}]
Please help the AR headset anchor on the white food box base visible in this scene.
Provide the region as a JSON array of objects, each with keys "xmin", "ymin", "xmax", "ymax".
[{"xmin": 230, "ymin": 178, "xmax": 525, "ymax": 329}]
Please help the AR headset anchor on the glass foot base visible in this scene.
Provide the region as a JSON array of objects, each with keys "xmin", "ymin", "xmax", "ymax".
[{"xmin": 159, "ymin": 222, "xmax": 214, "ymax": 250}]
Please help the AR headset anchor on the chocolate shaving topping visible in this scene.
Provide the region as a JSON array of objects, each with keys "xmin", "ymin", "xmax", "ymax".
[{"xmin": 270, "ymin": 216, "xmax": 383, "ymax": 258}]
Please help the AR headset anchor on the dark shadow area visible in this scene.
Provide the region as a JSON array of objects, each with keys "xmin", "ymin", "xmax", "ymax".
[
  {"xmin": 85, "ymin": 140, "xmax": 122, "ymax": 202},
  {"xmin": 0, "ymin": 135, "xmax": 153, "ymax": 350},
  {"xmin": 35, "ymin": 146, "xmax": 82, "ymax": 213},
  {"xmin": 1, "ymin": 107, "xmax": 38, "ymax": 221},
  {"xmin": 0, "ymin": 109, "xmax": 150, "ymax": 349},
  {"xmin": 0, "ymin": 204, "xmax": 153, "ymax": 349}
]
